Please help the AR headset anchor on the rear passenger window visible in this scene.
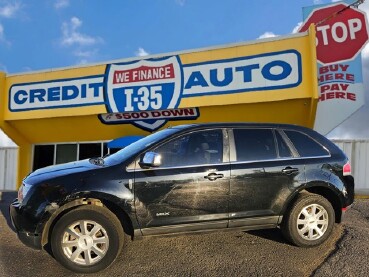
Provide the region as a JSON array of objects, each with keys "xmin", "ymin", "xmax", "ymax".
[
  {"xmin": 233, "ymin": 129, "xmax": 276, "ymax": 162},
  {"xmin": 284, "ymin": 130, "xmax": 329, "ymax": 157}
]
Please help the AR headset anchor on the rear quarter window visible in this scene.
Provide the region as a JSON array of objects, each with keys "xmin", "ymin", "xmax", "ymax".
[{"xmin": 284, "ymin": 130, "xmax": 329, "ymax": 157}]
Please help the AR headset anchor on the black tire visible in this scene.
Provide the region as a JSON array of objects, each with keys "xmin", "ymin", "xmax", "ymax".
[
  {"xmin": 281, "ymin": 193, "xmax": 335, "ymax": 247},
  {"xmin": 51, "ymin": 205, "xmax": 124, "ymax": 273}
]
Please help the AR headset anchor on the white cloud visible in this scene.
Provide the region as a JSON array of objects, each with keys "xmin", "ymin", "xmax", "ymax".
[
  {"xmin": 61, "ymin": 17, "xmax": 103, "ymax": 46},
  {"xmin": 73, "ymin": 49, "xmax": 98, "ymax": 58},
  {"xmin": 292, "ymin": 22, "xmax": 303, "ymax": 34},
  {"xmin": 176, "ymin": 0, "xmax": 186, "ymax": 6},
  {"xmin": 59, "ymin": 17, "xmax": 104, "ymax": 65},
  {"xmin": 362, "ymin": 43, "xmax": 369, "ymax": 59},
  {"xmin": 0, "ymin": 1, "xmax": 21, "ymax": 18},
  {"xmin": 0, "ymin": 23, "xmax": 10, "ymax": 46},
  {"xmin": 258, "ymin": 32, "xmax": 278, "ymax": 39},
  {"xmin": 77, "ymin": 59, "xmax": 88, "ymax": 65},
  {"xmin": 0, "ymin": 62, "xmax": 7, "ymax": 72},
  {"xmin": 55, "ymin": 0, "xmax": 69, "ymax": 9},
  {"xmin": 359, "ymin": 0, "xmax": 369, "ymax": 15},
  {"xmin": 0, "ymin": 23, "xmax": 4, "ymax": 40},
  {"xmin": 135, "ymin": 47, "xmax": 149, "ymax": 57},
  {"xmin": 21, "ymin": 66, "xmax": 32, "ymax": 71}
]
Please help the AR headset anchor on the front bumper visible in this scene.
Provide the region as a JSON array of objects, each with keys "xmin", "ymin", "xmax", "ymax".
[{"xmin": 9, "ymin": 200, "xmax": 42, "ymax": 250}]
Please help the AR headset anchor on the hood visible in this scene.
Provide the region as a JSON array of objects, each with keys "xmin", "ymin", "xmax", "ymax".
[{"xmin": 24, "ymin": 159, "xmax": 99, "ymax": 186}]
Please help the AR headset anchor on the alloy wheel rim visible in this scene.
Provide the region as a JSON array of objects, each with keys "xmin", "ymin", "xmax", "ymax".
[
  {"xmin": 61, "ymin": 220, "xmax": 109, "ymax": 265},
  {"xmin": 296, "ymin": 204, "xmax": 329, "ymax": 241}
]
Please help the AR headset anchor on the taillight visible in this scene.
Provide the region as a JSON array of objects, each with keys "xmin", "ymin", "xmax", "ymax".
[{"xmin": 343, "ymin": 161, "xmax": 351, "ymax": 176}]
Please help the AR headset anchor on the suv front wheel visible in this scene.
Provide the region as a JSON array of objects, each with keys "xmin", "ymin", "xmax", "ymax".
[
  {"xmin": 281, "ymin": 193, "xmax": 335, "ymax": 247},
  {"xmin": 51, "ymin": 205, "xmax": 124, "ymax": 273}
]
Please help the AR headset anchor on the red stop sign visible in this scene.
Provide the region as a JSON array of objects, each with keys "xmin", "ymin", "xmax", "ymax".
[{"xmin": 299, "ymin": 3, "xmax": 369, "ymax": 64}]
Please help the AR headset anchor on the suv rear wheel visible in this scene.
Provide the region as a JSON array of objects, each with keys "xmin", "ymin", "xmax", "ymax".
[
  {"xmin": 51, "ymin": 205, "xmax": 124, "ymax": 273},
  {"xmin": 281, "ymin": 193, "xmax": 335, "ymax": 247}
]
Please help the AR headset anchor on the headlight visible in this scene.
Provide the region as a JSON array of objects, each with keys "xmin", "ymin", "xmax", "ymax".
[{"xmin": 18, "ymin": 183, "xmax": 31, "ymax": 203}]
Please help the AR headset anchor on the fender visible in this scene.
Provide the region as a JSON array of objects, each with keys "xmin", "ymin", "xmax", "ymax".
[
  {"xmin": 278, "ymin": 179, "xmax": 345, "ymax": 225},
  {"xmin": 39, "ymin": 191, "xmax": 138, "ymax": 247}
]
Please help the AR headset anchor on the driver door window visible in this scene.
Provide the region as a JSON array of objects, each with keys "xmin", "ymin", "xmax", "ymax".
[{"xmin": 153, "ymin": 129, "xmax": 224, "ymax": 167}]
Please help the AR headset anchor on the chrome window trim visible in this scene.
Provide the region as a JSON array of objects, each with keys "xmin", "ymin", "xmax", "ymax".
[
  {"xmin": 131, "ymin": 161, "xmax": 229, "ymax": 172},
  {"xmin": 277, "ymin": 129, "xmax": 299, "ymax": 158},
  {"xmin": 129, "ymin": 154, "xmax": 332, "ymax": 172},
  {"xmin": 222, "ymin": 129, "xmax": 230, "ymax": 163},
  {"xmin": 127, "ymin": 127, "xmax": 332, "ymax": 172},
  {"xmin": 229, "ymin": 154, "xmax": 332, "ymax": 166},
  {"xmin": 228, "ymin": 128, "xmax": 236, "ymax": 162}
]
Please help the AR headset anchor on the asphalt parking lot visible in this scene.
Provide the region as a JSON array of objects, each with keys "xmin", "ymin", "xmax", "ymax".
[{"xmin": 1, "ymin": 192, "xmax": 369, "ymax": 277}]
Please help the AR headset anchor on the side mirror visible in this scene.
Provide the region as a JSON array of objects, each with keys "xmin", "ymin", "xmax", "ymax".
[{"xmin": 139, "ymin": 152, "xmax": 162, "ymax": 168}]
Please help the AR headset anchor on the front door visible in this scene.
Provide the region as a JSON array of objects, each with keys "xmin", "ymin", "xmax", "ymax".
[{"xmin": 134, "ymin": 129, "xmax": 230, "ymax": 235}]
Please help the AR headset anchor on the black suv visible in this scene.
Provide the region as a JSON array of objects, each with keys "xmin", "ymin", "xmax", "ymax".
[{"xmin": 10, "ymin": 123, "xmax": 354, "ymax": 273}]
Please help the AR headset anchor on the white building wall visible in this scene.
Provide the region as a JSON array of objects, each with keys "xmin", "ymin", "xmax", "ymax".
[
  {"xmin": 0, "ymin": 147, "xmax": 18, "ymax": 191},
  {"xmin": 332, "ymin": 140, "xmax": 369, "ymax": 195}
]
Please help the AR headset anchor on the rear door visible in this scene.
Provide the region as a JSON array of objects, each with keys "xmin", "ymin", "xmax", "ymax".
[
  {"xmin": 228, "ymin": 128, "xmax": 305, "ymax": 228},
  {"xmin": 282, "ymin": 129, "xmax": 332, "ymax": 183},
  {"xmin": 134, "ymin": 128, "xmax": 231, "ymax": 235}
]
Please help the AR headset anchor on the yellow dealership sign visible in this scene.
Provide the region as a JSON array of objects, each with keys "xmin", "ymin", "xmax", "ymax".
[{"xmin": 0, "ymin": 27, "xmax": 317, "ymax": 186}]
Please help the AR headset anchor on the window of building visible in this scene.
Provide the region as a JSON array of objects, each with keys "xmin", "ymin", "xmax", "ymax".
[
  {"xmin": 56, "ymin": 144, "xmax": 78, "ymax": 164},
  {"xmin": 33, "ymin": 145, "xmax": 55, "ymax": 171},
  {"xmin": 79, "ymin": 143, "xmax": 103, "ymax": 160},
  {"xmin": 33, "ymin": 142, "xmax": 114, "ymax": 171}
]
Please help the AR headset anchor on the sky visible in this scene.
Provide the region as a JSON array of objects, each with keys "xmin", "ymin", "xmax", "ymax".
[
  {"xmin": 0, "ymin": 0, "xmax": 346, "ymax": 73},
  {"xmin": 0, "ymin": 0, "xmax": 369, "ymax": 146}
]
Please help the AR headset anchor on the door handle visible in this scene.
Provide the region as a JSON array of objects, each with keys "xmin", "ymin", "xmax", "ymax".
[
  {"xmin": 204, "ymin": 173, "xmax": 224, "ymax": 181},
  {"xmin": 282, "ymin": 167, "xmax": 299, "ymax": 175}
]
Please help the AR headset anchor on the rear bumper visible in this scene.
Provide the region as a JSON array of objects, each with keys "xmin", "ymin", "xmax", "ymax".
[
  {"xmin": 340, "ymin": 205, "xmax": 350, "ymax": 222},
  {"xmin": 344, "ymin": 175, "xmax": 355, "ymax": 207},
  {"xmin": 9, "ymin": 200, "xmax": 42, "ymax": 250}
]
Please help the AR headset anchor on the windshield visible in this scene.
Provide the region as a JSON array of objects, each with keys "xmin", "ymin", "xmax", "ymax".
[{"xmin": 104, "ymin": 128, "xmax": 180, "ymax": 166}]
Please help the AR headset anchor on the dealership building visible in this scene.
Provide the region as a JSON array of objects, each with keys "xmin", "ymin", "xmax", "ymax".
[{"xmin": 0, "ymin": 27, "xmax": 320, "ymax": 189}]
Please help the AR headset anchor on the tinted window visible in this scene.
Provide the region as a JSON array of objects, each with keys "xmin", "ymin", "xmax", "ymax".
[
  {"xmin": 233, "ymin": 129, "xmax": 276, "ymax": 162},
  {"xmin": 33, "ymin": 145, "xmax": 54, "ymax": 170},
  {"xmin": 56, "ymin": 144, "xmax": 77, "ymax": 164},
  {"xmin": 79, "ymin": 143, "xmax": 102, "ymax": 160},
  {"xmin": 275, "ymin": 131, "xmax": 293, "ymax": 158},
  {"xmin": 153, "ymin": 129, "xmax": 223, "ymax": 167},
  {"xmin": 284, "ymin": 130, "xmax": 329, "ymax": 157}
]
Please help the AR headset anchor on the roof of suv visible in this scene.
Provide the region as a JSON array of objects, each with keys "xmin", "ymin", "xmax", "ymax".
[{"xmin": 170, "ymin": 122, "xmax": 313, "ymax": 132}]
